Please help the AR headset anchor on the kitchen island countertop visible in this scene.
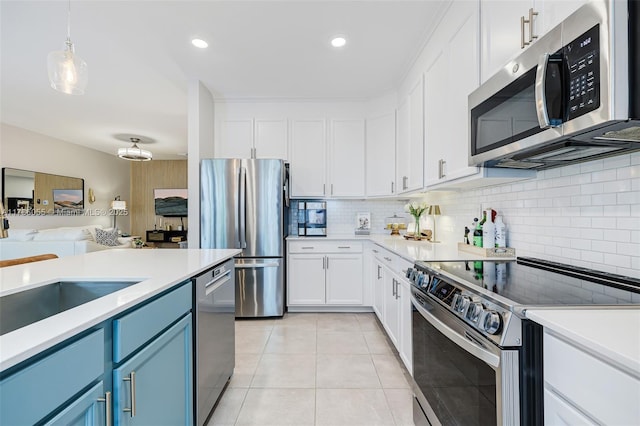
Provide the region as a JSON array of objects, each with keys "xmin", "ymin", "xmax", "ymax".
[
  {"xmin": 0, "ymin": 248, "xmax": 240, "ymax": 371},
  {"xmin": 287, "ymin": 234, "xmax": 514, "ymax": 263}
]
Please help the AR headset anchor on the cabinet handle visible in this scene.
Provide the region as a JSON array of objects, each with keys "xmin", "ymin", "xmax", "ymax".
[
  {"xmin": 392, "ymin": 279, "xmax": 397, "ymax": 297},
  {"xmin": 528, "ymin": 8, "xmax": 538, "ymax": 43},
  {"xmin": 384, "ymin": 256, "xmax": 392, "ymax": 262},
  {"xmin": 520, "ymin": 15, "xmax": 526, "ymax": 49},
  {"xmin": 438, "ymin": 159, "xmax": 446, "ymax": 179},
  {"xmin": 123, "ymin": 371, "xmax": 137, "ymax": 417},
  {"xmin": 338, "ymin": 246, "xmax": 350, "ymax": 249},
  {"xmin": 97, "ymin": 391, "xmax": 112, "ymax": 426},
  {"xmin": 323, "ymin": 183, "xmax": 326, "ymax": 195},
  {"xmin": 301, "ymin": 246, "xmax": 315, "ymax": 249},
  {"xmin": 403, "ymin": 176, "xmax": 408, "ymax": 190},
  {"xmin": 326, "ymin": 256, "xmax": 329, "ymax": 269},
  {"xmin": 377, "ymin": 265, "xmax": 382, "ymax": 279},
  {"xmin": 372, "ymin": 249, "xmax": 379, "ymax": 253},
  {"xmin": 331, "ymin": 183, "xmax": 334, "ymax": 195},
  {"xmin": 391, "ymin": 181, "xmax": 394, "ymax": 193}
]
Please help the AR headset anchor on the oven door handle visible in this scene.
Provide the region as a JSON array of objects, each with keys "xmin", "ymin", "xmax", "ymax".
[{"xmin": 412, "ymin": 296, "xmax": 500, "ymax": 369}]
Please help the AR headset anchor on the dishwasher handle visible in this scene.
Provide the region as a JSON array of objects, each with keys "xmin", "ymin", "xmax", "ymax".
[{"xmin": 204, "ymin": 270, "xmax": 232, "ymax": 296}]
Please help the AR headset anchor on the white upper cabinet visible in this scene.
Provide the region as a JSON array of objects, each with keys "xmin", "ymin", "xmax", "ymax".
[
  {"xmin": 216, "ymin": 119, "xmax": 254, "ymax": 158},
  {"xmin": 215, "ymin": 118, "xmax": 288, "ymax": 160},
  {"xmin": 328, "ymin": 119, "xmax": 365, "ymax": 197},
  {"xmin": 290, "ymin": 119, "xmax": 327, "ymax": 198},
  {"xmin": 480, "ymin": 0, "xmax": 587, "ymax": 83},
  {"xmin": 366, "ymin": 112, "xmax": 396, "ymax": 197},
  {"xmin": 425, "ymin": 1, "xmax": 480, "ymax": 187},
  {"xmin": 254, "ymin": 119, "xmax": 288, "ymax": 160},
  {"xmin": 396, "ymin": 77, "xmax": 424, "ymax": 194}
]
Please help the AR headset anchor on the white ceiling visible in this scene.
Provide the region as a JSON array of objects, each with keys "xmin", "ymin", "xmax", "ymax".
[{"xmin": 1, "ymin": 1, "xmax": 448, "ymax": 159}]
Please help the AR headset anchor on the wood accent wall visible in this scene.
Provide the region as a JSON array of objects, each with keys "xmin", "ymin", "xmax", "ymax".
[{"xmin": 130, "ymin": 160, "xmax": 188, "ymax": 239}]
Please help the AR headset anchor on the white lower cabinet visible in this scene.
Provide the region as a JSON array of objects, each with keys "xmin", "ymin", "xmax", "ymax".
[
  {"xmin": 370, "ymin": 246, "xmax": 413, "ymax": 373},
  {"xmin": 543, "ymin": 331, "xmax": 640, "ymax": 425},
  {"xmin": 287, "ymin": 241, "xmax": 363, "ymax": 308}
]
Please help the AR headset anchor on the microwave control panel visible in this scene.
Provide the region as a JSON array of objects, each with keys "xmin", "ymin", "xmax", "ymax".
[{"xmin": 565, "ymin": 24, "xmax": 600, "ymax": 120}]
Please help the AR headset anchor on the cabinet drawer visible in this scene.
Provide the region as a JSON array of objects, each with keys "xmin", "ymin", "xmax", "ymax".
[
  {"xmin": 544, "ymin": 332, "xmax": 640, "ymax": 425},
  {"xmin": 113, "ymin": 282, "xmax": 191, "ymax": 363},
  {"xmin": 0, "ymin": 329, "xmax": 104, "ymax": 426},
  {"xmin": 371, "ymin": 246, "xmax": 404, "ymax": 274},
  {"xmin": 289, "ymin": 240, "xmax": 362, "ymax": 254}
]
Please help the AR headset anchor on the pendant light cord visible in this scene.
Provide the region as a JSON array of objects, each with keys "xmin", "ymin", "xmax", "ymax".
[{"xmin": 66, "ymin": 0, "xmax": 71, "ymax": 43}]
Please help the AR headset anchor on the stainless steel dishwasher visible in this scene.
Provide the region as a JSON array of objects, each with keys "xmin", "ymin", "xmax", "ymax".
[{"xmin": 194, "ymin": 259, "xmax": 235, "ymax": 426}]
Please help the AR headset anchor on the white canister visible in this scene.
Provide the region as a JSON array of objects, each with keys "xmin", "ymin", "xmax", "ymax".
[{"xmin": 495, "ymin": 216, "xmax": 506, "ymax": 248}]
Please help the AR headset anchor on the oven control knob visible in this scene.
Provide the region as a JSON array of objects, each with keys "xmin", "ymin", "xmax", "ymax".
[
  {"xmin": 406, "ymin": 268, "xmax": 414, "ymax": 279},
  {"xmin": 483, "ymin": 311, "xmax": 502, "ymax": 335},
  {"xmin": 454, "ymin": 295, "xmax": 471, "ymax": 314},
  {"xmin": 466, "ymin": 302, "xmax": 484, "ymax": 323}
]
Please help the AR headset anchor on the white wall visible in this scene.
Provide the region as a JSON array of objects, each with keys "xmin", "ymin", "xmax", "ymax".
[{"xmin": 0, "ymin": 123, "xmax": 131, "ymax": 231}]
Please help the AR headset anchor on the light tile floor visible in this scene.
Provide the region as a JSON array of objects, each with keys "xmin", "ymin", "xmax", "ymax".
[{"xmin": 207, "ymin": 313, "xmax": 415, "ymax": 426}]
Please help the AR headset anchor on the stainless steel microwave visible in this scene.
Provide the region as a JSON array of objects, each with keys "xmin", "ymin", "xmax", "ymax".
[{"xmin": 469, "ymin": 0, "xmax": 639, "ymax": 170}]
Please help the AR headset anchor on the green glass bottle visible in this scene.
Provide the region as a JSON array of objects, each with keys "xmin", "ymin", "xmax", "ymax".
[{"xmin": 473, "ymin": 217, "xmax": 483, "ymax": 247}]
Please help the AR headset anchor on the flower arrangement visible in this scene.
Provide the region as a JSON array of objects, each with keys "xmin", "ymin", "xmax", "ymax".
[
  {"xmin": 132, "ymin": 237, "xmax": 145, "ymax": 248},
  {"xmin": 404, "ymin": 201, "xmax": 428, "ymax": 239}
]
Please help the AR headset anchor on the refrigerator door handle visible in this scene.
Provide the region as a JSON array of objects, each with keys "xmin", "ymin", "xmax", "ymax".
[
  {"xmin": 239, "ymin": 166, "xmax": 247, "ymax": 249},
  {"xmin": 236, "ymin": 260, "xmax": 281, "ymax": 269}
]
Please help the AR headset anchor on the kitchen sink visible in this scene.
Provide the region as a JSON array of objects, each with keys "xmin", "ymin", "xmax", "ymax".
[{"xmin": 0, "ymin": 280, "xmax": 140, "ymax": 336}]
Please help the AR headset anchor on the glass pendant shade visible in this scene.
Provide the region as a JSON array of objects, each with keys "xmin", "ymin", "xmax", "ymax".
[
  {"xmin": 48, "ymin": 40, "xmax": 88, "ymax": 95},
  {"xmin": 118, "ymin": 143, "xmax": 153, "ymax": 161}
]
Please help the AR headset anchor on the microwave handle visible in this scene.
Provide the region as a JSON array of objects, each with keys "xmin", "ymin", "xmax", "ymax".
[{"xmin": 535, "ymin": 53, "xmax": 560, "ymax": 129}]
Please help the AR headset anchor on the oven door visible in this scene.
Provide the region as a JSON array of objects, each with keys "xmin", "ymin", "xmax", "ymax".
[{"xmin": 411, "ymin": 289, "xmax": 520, "ymax": 426}]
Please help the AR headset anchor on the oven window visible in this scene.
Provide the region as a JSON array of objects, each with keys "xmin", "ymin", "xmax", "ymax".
[{"xmin": 412, "ymin": 308, "xmax": 497, "ymax": 425}]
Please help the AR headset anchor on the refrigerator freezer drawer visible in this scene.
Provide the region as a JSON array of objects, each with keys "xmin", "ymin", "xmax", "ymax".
[{"xmin": 235, "ymin": 258, "xmax": 284, "ymax": 317}]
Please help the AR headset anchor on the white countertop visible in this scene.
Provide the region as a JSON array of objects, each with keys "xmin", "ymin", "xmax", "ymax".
[
  {"xmin": 287, "ymin": 234, "xmax": 514, "ymax": 263},
  {"xmin": 525, "ymin": 309, "xmax": 640, "ymax": 375},
  {"xmin": 0, "ymin": 248, "xmax": 240, "ymax": 371}
]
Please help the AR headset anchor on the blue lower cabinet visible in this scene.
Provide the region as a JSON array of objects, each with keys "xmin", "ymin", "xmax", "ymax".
[
  {"xmin": 44, "ymin": 381, "xmax": 107, "ymax": 426},
  {"xmin": 113, "ymin": 314, "xmax": 193, "ymax": 426}
]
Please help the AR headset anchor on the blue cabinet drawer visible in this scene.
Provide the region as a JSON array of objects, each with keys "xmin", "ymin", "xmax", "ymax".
[
  {"xmin": 113, "ymin": 281, "xmax": 191, "ymax": 363},
  {"xmin": 0, "ymin": 329, "xmax": 104, "ymax": 425}
]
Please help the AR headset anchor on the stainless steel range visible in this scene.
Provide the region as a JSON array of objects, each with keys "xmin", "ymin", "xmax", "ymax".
[{"xmin": 408, "ymin": 257, "xmax": 640, "ymax": 426}]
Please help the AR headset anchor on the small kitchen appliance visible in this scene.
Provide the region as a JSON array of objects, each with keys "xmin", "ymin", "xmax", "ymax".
[
  {"xmin": 408, "ymin": 257, "xmax": 640, "ymax": 426},
  {"xmin": 297, "ymin": 201, "xmax": 327, "ymax": 236},
  {"xmin": 469, "ymin": 0, "xmax": 640, "ymax": 170}
]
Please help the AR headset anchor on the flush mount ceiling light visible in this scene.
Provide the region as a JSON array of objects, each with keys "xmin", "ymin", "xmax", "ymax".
[
  {"xmin": 116, "ymin": 135, "xmax": 153, "ymax": 161},
  {"xmin": 47, "ymin": 0, "xmax": 88, "ymax": 95},
  {"xmin": 330, "ymin": 36, "xmax": 347, "ymax": 48},
  {"xmin": 191, "ymin": 38, "xmax": 209, "ymax": 48}
]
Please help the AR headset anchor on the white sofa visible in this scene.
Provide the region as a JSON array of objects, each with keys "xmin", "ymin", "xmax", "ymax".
[{"xmin": 0, "ymin": 225, "xmax": 132, "ymax": 261}]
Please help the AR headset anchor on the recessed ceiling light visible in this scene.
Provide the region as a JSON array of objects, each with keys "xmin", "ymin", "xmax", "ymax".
[
  {"xmin": 191, "ymin": 38, "xmax": 208, "ymax": 49},
  {"xmin": 331, "ymin": 36, "xmax": 347, "ymax": 48}
]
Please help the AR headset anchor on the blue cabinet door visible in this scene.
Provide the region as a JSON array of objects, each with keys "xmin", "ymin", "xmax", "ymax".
[
  {"xmin": 44, "ymin": 382, "xmax": 106, "ymax": 426},
  {"xmin": 113, "ymin": 314, "xmax": 192, "ymax": 426}
]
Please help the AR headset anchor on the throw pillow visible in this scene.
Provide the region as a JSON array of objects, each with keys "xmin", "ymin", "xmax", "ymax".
[{"xmin": 95, "ymin": 228, "xmax": 120, "ymax": 247}]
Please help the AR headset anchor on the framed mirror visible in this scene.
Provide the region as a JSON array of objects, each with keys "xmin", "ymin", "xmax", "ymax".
[{"xmin": 2, "ymin": 168, "xmax": 84, "ymax": 215}]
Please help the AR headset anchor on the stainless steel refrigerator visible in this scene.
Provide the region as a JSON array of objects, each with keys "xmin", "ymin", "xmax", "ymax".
[{"xmin": 201, "ymin": 158, "xmax": 287, "ymax": 317}]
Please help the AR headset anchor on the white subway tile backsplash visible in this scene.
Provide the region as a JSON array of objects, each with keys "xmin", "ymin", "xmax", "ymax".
[
  {"xmin": 604, "ymin": 179, "xmax": 632, "ymax": 193},
  {"xmin": 591, "ymin": 169, "xmax": 618, "ymax": 182},
  {"xmin": 606, "ymin": 230, "xmax": 632, "ymax": 243},
  {"xmin": 616, "ymin": 242, "xmax": 638, "ymax": 256},
  {"xmin": 580, "ymin": 160, "xmax": 603, "ymax": 173},
  {"xmin": 616, "ymin": 165, "xmax": 640, "ymax": 179},
  {"xmin": 603, "ymin": 253, "xmax": 631, "ymax": 268},
  {"xmin": 571, "ymin": 195, "xmax": 592, "ymax": 206},
  {"xmin": 603, "ymin": 205, "xmax": 630, "ymax": 216},
  {"xmin": 581, "ymin": 206, "xmax": 604, "ymax": 217},
  {"xmin": 591, "ymin": 240, "xmax": 617, "ymax": 253},
  {"xmin": 590, "ymin": 193, "xmax": 617, "ymax": 205},
  {"xmin": 581, "ymin": 250, "xmax": 603, "ymax": 263},
  {"xmin": 603, "ymin": 155, "xmax": 630, "ymax": 170},
  {"xmin": 580, "ymin": 182, "xmax": 604, "ymax": 195},
  {"xmin": 617, "ymin": 217, "xmax": 640, "ymax": 230},
  {"xmin": 617, "ymin": 191, "xmax": 640, "ymax": 205}
]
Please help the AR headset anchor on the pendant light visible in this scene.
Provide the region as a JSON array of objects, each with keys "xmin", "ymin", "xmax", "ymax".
[
  {"xmin": 118, "ymin": 138, "xmax": 153, "ymax": 161},
  {"xmin": 47, "ymin": 0, "xmax": 88, "ymax": 95}
]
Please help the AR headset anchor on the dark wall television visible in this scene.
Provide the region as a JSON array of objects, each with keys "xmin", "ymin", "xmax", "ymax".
[{"xmin": 154, "ymin": 188, "xmax": 188, "ymax": 217}]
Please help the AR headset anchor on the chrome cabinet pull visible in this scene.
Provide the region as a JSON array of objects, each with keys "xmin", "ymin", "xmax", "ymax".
[
  {"xmin": 123, "ymin": 371, "xmax": 136, "ymax": 417},
  {"xmin": 438, "ymin": 159, "xmax": 446, "ymax": 179},
  {"xmin": 391, "ymin": 181, "xmax": 394, "ymax": 193},
  {"xmin": 338, "ymin": 246, "xmax": 350, "ymax": 249},
  {"xmin": 97, "ymin": 391, "xmax": 112, "ymax": 426},
  {"xmin": 377, "ymin": 265, "xmax": 382, "ymax": 279},
  {"xmin": 323, "ymin": 183, "xmax": 326, "ymax": 195},
  {"xmin": 520, "ymin": 15, "xmax": 526, "ymax": 48},
  {"xmin": 528, "ymin": 8, "xmax": 538, "ymax": 43},
  {"xmin": 301, "ymin": 246, "xmax": 315, "ymax": 249},
  {"xmin": 384, "ymin": 256, "xmax": 392, "ymax": 262},
  {"xmin": 372, "ymin": 249, "xmax": 379, "ymax": 253},
  {"xmin": 326, "ymin": 256, "xmax": 329, "ymax": 269},
  {"xmin": 331, "ymin": 183, "xmax": 334, "ymax": 195},
  {"xmin": 402, "ymin": 176, "xmax": 408, "ymax": 190}
]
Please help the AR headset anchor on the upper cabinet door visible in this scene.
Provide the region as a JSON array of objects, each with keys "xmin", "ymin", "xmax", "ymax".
[
  {"xmin": 216, "ymin": 119, "xmax": 253, "ymax": 159},
  {"xmin": 407, "ymin": 77, "xmax": 424, "ymax": 193},
  {"xmin": 329, "ymin": 119, "xmax": 365, "ymax": 197},
  {"xmin": 424, "ymin": 50, "xmax": 448, "ymax": 187},
  {"xmin": 366, "ymin": 112, "xmax": 396, "ymax": 197},
  {"xmin": 290, "ymin": 119, "xmax": 327, "ymax": 198},
  {"xmin": 254, "ymin": 119, "xmax": 288, "ymax": 160},
  {"xmin": 480, "ymin": 0, "xmax": 534, "ymax": 83},
  {"xmin": 536, "ymin": 0, "xmax": 589, "ymax": 35},
  {"xmin": 396, "ymin": 98, "xmax": 410, "ymax": 193}
]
